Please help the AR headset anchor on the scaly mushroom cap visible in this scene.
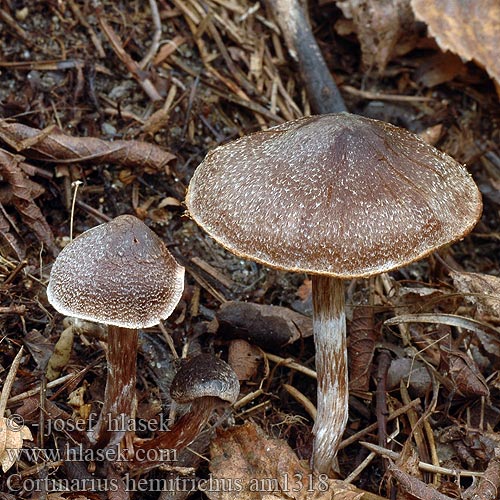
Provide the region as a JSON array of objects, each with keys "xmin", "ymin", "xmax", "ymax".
[
  {"xmin": 170, "ymin": 353, "xmax": 240, "ymax": 405},
  {"xmin": 47, "ymin": 215, "xmax": 185, "ymax": 329},
  {"xmin": 186, "ymin": 113, "xmax": 482, "ymax": 278}
]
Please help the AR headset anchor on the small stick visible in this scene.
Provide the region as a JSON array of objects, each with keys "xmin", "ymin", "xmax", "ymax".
[
  {"xmin": 342, "ymin": 85, "xmax": 433, "ymax": 102},
  {"xmin": 97, "ymin": 13, "xmax": 162, "ymax": 102},
  {"xmin": 139, "ymin": 0, "xmax": 162, "ymax": 69},
  {"xmin": 191, "ymin": 256, "xmax": 235, "ymax": 289},
  {"xmin": 67, "ymin": 0, "xmax": 106, "ymax": 58},
  {"xmin": 400, "ymin": 381, "xmax": 430, "ymax": 465},
  {"xmin": 0, "ymin": 305, "xmax": 26, "ymax": 314},
  {"xmin": 388, "ymin": 462, "xmax": 455, "ymax": 500},
  {"xmin": 375, "ymin": 349, "xmax": 391, "ymax": 449},
  {"xmin": 345, "ymin": 429, "xmax": 400, "ymax": 484},
  {"xmin": 266, "ymin": 0, "xmax": 347, "ymax": 114},
  {"xmin": 361, "ymin": 442, "xmax": 483, "ymax": 478},
  {"xmin": 158, "ymin": 321, "xmax": 179, "ymax": 359},
  {"xmin": 463, "ymin": 452, "xmax": 500, "ymax": 500},
  {"xmin": 233, "ymin": 388, "xmax": 264, "ymax": 410},
  {"xmin": 0, "ymin": 348, "xmax": 24, "ymax": 416},
  {"xmin": 339, "ymin": 398, "xmax": 421, "ymax": 450},
  {"xmin": 70, "ymin": 180, "xmax": 83, "ymax": 241},
  {"xmin": 7, "ymin": 372, "xmax": 79, "ymax": 405},
  {"xmin": 264, "ymin": 352, "xmax": 317, "ymax": 379},
  {"xmin": 282, "ymin": 383, "xmax": 317, "ymax": 420}
]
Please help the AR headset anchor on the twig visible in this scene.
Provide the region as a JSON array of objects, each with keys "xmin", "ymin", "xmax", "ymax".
[
  {"xmin": 233, "ymin": 388, "xmax": 264, "ymax": 410},
  {"xmin": 375, "ymin": 349, "xmax": 391, "ymax": 449},
  {"xmin": 345, "ymin": 428, "xmax": 400, "ymax": 484},
  {"xmin": 7, "ymin": 372, "xmax": 80, "ymax": 405},
  {"xmin": 0, "ymin": 348, "xmax": 24, "ymax": 416},
  {"xmin": 400, "ymin": 381, "xmax": 431, "ymax": 466},
  {"xmin": 463, "ymin": 451, "xmax": 500, "ymax": 500},
  {"xmin": 282, "ymin": 383, "xmax": 317, "ymax": 420},
  {"xmin": 388, "ymin": 462, "xmax": 455, "ymax": 500},
  {"xmin": 67, "ymin": 0, "xmax": 105, "ymax": 58},
  {"xmin": 339, "ymin": 398, "xmax": 421, "ymax": 450},
  {"xmin": 361, "ymin": 442, "xmax": 483, "ymax": 478},
  {"xmin": 0, "ymin": 8, "xmax": 33, "ymax": 47},
  {"xmin": 0, "ymin": 305, "xmax": 26, "ymax": 314},
  {"xmin": 139, "ymin": 0, "xmax": 162, "ymax": 69},
  {"xmin": 264, "ymin": 352, "xmax": 317, "ymax": 379},
  {"xmin": 97, "ymin": 11, "xmax": 162, "ymax": 101},
  {"xmin": 342, "ymin": 85, "xmax": 433, "ymax": 102},
  {"xmin": 266, "ymin": 0, "xmax": 347, "ymax": 113}
]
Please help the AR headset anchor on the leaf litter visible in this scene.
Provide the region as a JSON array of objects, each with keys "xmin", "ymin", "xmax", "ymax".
[{"xmin": 0, "ymin": 0, "xmax": 498, "ymax": 499}]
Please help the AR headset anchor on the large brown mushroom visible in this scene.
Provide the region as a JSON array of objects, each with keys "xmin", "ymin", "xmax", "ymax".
[
  {"xmin": 185, "ymin": 112, "xmax": 483, "ymax": 474},
  {"xmin": 47, "ymin": 214, "xmax": 185, "ymax": 448}
]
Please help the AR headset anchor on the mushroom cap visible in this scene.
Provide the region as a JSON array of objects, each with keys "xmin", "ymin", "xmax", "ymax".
[
  {"xmin": 170, "ymin": 353, "xmax": 240, "ymax": 405},
  {"xmin": 47, "ymin": 215, "xmax": 185, "ymax": 329},
  {"xmin": 186, "ymin": 113, "xmax": 482, "ymax": 278}
]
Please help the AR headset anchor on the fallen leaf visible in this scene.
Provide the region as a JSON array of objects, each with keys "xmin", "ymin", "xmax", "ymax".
[
  {"xmin": 228, "ymin": 339, "xmax": 262, "ymax": 381},
  {"xmin": 451, "ymin": 270, "xmax": 500, "ymax": 317},
  {"xmin": 440, "ymin": 346, "xmax": 490, "ymax": 398},
  {"xmin": 207, "ymin": 421, "xmax": 363, "ymax": 500},
  {"xmin": 348, "ymin": 306, "xmax": 377, "ymax": 392},
  {"xmin": 336, "ymin": 0, "xmax": 418, "ymax": 72},
  {"xmin": 0, "ymin": 416, "xmax": 33, "ymax": 472},
  {"xmin": 0, "ymin": 148, "xmax": 57, "ymax": 254},
  {"xmin": 217, "ymin": 301, "xmax": 312, "ymax": 350},
  {"xmin": 415, "ymin": 51, "xmax": 467, "ymax": 87},
  {"xmin": 23, "ymin": 329, "xmax": 54, "ymax": 369},
  {"xmin": 411, "ymin": 0, "xmax": 500, "ymax": 85},
  {"xmin": 0, "ymin": 120, "xmax": 176, "ymax": 175}
]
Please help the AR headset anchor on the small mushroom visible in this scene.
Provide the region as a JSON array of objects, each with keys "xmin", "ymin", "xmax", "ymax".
[
  {"xmin": 133, "ymin": 353, "xmax": 239, "ymax": 469},
  {"xmin": 185, "ymin": 112, "xmax": 483, "ymax": 474},
  {"xmin": 47, "ymin": 215, "xmax": 185, "ymax": 447}
]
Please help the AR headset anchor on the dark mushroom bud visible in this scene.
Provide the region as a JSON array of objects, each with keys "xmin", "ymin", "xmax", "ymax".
[
  {"xmin": 133, "ymin": 353, "xmax": 239, "ymax": 469},
  {"xmin": 185, "ymin": 112, "xmax": 483, "ymax": 474},
  {"xmin": 47, "ymin": 214, "xmax": 185, "ymax": 448}
]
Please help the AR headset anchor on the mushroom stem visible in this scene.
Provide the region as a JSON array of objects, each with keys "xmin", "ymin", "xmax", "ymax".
[
  {"xmin": 132, "ymin": 396, "xmax": 218, "ymax": 470},
  {"xmin": 90, "ymin": 326, "xmax": 139, "ymax": 448},
  {"xmin": 311, "ymin": 275, "xmax": 348, "ymax": 474}
]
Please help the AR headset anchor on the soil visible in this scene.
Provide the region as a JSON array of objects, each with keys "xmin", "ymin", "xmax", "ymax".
[{"xmin": 0, "ymin": 1, "xmax": 499, "ymax": 499}]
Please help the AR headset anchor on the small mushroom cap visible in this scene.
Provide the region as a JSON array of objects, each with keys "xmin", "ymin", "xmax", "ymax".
[
  {"xmin": 47, "ymin": 215, "xmax": 185, "ymax": 329},
  {"xmin": 186, "ymin": 113, "xmax": 482, "ymax": 278},
  {"xmin": 170, "ymin": 353, "xmax": 240, "ymax": 405}
]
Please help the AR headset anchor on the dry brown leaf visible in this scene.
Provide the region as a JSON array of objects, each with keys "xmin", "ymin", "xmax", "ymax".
[
  {"xmin": 0, "ymin": 120, "xmax": 176, "ymax": 175},
  {"xmin": 335, "ymin": 0, "xmax": 418, "ymax": 71},
  {"xmin": 228, "ymin": 339, "xmax": 262, "ymax": 381},
  {"xmin": 0, "ymin": 209, "xmax": 25, "ymax": 260},
  {"xmin": 0, "ymin": 148, "xmax": 57, "ymax": 255},
  {"xmin": 216, "ymin": 301, "xmax": 313, "ymax": 350},
  {"xmin": 439, "ymin": 346, "xmax": 490, "ymax": 398},
  {"xmin": 207, "ymin": 421, "xmax": 362, "ymax": 500},
  {"xmin": 451, "ymin": 270, "xmax": 500, "ymax": 317},
  {"xmin": 415, "ymin": 51, "xmax": 467, "ymax": 87},
  {"xmin": 23, "ymin": 329, "xmax": 55, "ymax": 369},
  {"xmin": 0, "ymin": 417, "xmax": 33, "ymax": 472},
  {"xmin": 348, "ymin": 306, "xmax": 377, "ymax": 392},
  {"xmin": 389, "ymin": 462, "xmax": 453, "ymax": 500},
  {"xmin": 411, "ymin": 0, "xmax": 500, "ymax": 85}
]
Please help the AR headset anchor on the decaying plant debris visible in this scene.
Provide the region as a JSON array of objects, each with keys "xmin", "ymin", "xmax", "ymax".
[{"xmin": 0, "ymin": 0, "xmax": 499, "ymax": 499}]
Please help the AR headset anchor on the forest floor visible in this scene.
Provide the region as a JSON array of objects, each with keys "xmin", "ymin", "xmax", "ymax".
[{"xmin": 0, "ymin": 1, "xmax": 499, "ymax": 499}]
